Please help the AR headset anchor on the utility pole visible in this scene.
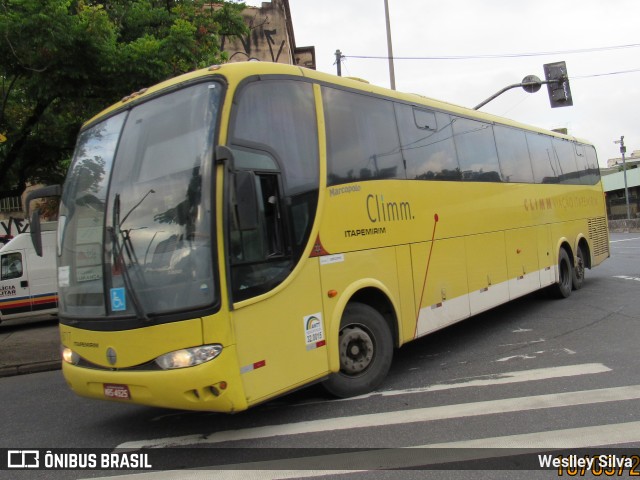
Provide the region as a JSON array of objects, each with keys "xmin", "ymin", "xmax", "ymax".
[
  {"xmin": 383, "ymin": 0, "xmax": 396, "ymax": 90},
  {"xmin": 614, "ymin": 136, "xmax": 632, "ymax": 220},
  {"xmin": 334, "ymin": 49, "xmax": 343, "ymax": 77}
]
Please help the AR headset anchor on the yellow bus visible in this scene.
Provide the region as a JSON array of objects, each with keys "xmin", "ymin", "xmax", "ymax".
[{"xmin": 53, "ymin": 62, "xmax": 608, "ymax": 412}]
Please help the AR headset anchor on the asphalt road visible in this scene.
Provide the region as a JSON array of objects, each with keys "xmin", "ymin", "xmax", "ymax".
[{"xmin": 2, "ymin": 232, "xmax": 639, "ymax": 480}]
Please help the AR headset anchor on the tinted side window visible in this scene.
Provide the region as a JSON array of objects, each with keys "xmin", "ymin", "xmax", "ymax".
[
  {"xmin": 494, "ymin": 125, "xmax": 534, "ymax": 183},
  {"xmin": 323, "ymin": 87, "xmax": 404, "ymax": 185},
  {"xmin": 396, "ymin": 104, "xmax": 460, "ymax": 180},
  {"xmin": 1, "ymin": 252, "xmax": 23, "ymax": 280},
  {"xmin": 232, "ymin": 80, "xmax": 319, "ymax": 195},
  {"xmin": 584, "ymin": 145, "xmax": 601, "ymax": 185},
  {"xmin": 553, "ymin": 138, "xmax": 580, "ymax": 184},
  {"xmin": 527, "ymin": 133, "xmax": 557, "ymax": 183},
  {"xmin": 452, "ymin": 117, "xmax": 502, "ymax": 182},
  {"xmin": 573, "ymin": 144, "xmax": 589, "ymax": 185},
  {"xmin": 229, "ymin": 79, "xmax": 321, "ymax": 302}
]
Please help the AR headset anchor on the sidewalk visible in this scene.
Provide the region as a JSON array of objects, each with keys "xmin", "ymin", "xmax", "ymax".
[{"xmin": 0, "ymin": 315, "xmax": 61, "ymax": 377}]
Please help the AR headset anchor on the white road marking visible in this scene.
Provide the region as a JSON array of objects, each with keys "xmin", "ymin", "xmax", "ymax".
[
  {"xmin": 495, "ymin": 354, "xmax": 537, "ymax": 362},
  {"xmin": 342, "ymin": 362, "xmax": 610, "ymax": 400},
  {"xmin": 120, "ymin": 383, "xmax": 639, "ymax": 451},
  {"xmin": 498, "ymin": 338, "xmax": 545, "ymax": 347},
  {"xmin": 613, "ymin": 275, "xmax": 640, "ymax": 282},
  {"xmin": 609, "ymin": 237, "xmax": 640, "ymax": 243}
]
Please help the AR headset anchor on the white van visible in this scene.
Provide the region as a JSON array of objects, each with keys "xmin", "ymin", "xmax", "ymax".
[{"xmin": 0, "ymin": 223, "xmax": 57, "ymax": 324}]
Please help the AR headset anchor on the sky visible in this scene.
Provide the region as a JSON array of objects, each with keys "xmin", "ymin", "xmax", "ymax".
[{"xmin": 275, "ymin": 0, "xmax": 640, "ymax": 168}]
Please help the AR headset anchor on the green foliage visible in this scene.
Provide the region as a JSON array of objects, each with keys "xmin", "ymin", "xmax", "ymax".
[{"xmin": 0, "ymin": 0, "xmax": 247, "ymax": 194}]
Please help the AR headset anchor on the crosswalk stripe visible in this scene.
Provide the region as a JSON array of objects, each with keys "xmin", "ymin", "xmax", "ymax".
[
  {"xmin": 339, "ymin": 362, "xmax": 610, "ymax": 400},
  {"xmin": 117, "ymin": 383, "xmax": 640, "ymax": 449}
]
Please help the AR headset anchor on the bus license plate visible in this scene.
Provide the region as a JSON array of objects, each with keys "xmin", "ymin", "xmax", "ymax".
[{"xmin": 104, "ymin": 383, "xmax": 131, "ymax": 400}]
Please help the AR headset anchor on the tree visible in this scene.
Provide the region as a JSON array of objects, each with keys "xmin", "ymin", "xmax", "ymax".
[{"xmin": 0, "ymin": 0, "xmax": 247, "ymax": 195}]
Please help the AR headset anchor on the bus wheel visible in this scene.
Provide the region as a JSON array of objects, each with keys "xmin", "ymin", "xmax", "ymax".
[
  {"xmin": 552, "ymin": 249, "xmax": 573, "ymax": 298},
  {"xmin": 323, "ymin": 302, "xmax": 393, "ymax": 398},
  {"xmin": 572, "ymin": 246, "xmax": 586, "ymax": 290}
]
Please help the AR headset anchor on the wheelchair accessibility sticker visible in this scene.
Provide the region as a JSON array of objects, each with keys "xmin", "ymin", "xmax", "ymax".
[{"xmin": 110, "ymin": 287, "xmax": 126, "ymax": 312}]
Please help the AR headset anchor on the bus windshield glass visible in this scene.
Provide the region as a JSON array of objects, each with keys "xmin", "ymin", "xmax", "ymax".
[{"xmin": 58, "ymin": 82, "xmax": 221, "ymax": 320}]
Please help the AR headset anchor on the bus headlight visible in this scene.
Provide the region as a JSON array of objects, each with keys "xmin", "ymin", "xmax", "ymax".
[
  {"xmin": 155, "ymin": 345, "xmax": 223, "ymax": 370},
  {"xmin": 62, "ymin": 347, "xmax": 80, "ymax": 365}
]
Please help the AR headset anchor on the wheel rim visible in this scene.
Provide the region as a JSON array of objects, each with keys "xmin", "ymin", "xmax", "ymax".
[{"xmin": 338, "ymin": 325, "xmax": 374, "ymax": 375}]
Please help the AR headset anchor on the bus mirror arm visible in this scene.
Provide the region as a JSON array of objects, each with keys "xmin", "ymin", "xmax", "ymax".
[
  {"xmin": 25, "ymin": 184, "xmax": 62, "ymax": 257},
  {"xmin": 215, "ymin": 145, "xmax": 235, "ymax": 171}
]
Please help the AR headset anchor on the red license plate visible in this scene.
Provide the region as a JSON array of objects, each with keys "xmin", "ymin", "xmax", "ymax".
[{"xmin": 104, "ymin": 383, "xmax": 131, "ymax": 400}]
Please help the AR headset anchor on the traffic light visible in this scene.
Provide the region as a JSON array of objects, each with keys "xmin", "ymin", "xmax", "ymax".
[{"xmin": 543, "ymin": 61, "xmax": 573, "ymax": 108}]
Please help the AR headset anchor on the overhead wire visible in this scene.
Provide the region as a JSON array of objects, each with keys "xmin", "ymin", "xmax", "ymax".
[
  {"xmin": 344, "ymin": 42, "xmax": 640, "ymax": 61},
  {"xmin": 343, "ymin": 43, "xmax": 640, "ymax": 81}
]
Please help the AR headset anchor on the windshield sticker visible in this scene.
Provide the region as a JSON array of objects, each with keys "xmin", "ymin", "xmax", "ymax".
[
  {"xmin": 304, "ymin": 313, "xmax": 325, "ymax": 350},
  {"xmin": 58, "ymin": 266, "xmax": 70, "ymax": 288},
  {"xmin": 110, "ymin": 287, "xmax": 126, "ymax": 312}
]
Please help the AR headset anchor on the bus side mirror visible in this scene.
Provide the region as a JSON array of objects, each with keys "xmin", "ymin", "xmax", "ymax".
[
  {"xmin": 30, "ymin": 209, "xmax": 43, "ymax": 257},
  {"xmin": 25, "ymin": 185, "xmax": 62, "ymax": 257},
  {"xmin": 234, "ymin": 170, "xmax": 259, "ymax": 231}
]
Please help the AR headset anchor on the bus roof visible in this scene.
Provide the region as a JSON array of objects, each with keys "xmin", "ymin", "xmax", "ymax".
[{"xmin": 84, "ymin": 62, "xmax": 592, "ymax": 146}]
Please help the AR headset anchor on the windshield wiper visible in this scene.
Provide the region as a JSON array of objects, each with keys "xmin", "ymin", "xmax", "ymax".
[{"xmin": 109, "ymin": 193, "xmax": 151, "ymax": 322}]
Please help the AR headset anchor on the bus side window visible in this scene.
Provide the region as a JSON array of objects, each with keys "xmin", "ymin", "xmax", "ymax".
[
  {"xmin": 451, "ymin": 117, "xmax": 502, "ymax": 182},
  {"xmin": 527, "ymin": 133, "xmax": 557, "ymax": 183},
  {"xmin": 494, "ymin": 125, "xmax": 534, "ymax": 183},
  {"xmin": 574, "ymin": 144, "xmax": 589, "ymax": 185},
  {"xmin": 583, "ymin": 145, "xmax": 601, "ymax": 185},
  {"xmin": 1, "ymin": 252, "xmax": 23, "ymax": 280},
  {"xmin": 324, "ymin": 87, "xmax": 404, "ymax": 185},
  {"xmin": 395, "ymin": 104, "xmax": 460, "ymax": 181},
  {"xmin": 552, "ymin": 138, "xmax": 581, "ymax": 184}
]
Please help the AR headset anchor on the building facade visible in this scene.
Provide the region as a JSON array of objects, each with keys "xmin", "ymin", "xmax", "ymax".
[{"xmin": 220, "ymin": 0, "xmax": 315, "ymax": 69}]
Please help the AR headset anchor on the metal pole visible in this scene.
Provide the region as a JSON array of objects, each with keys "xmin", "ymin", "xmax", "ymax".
[
  {"xmin": 621, "ymin": 137, "xmax": 631, "ymax": 220},
  {"xmin": 614, "ymin": 136, "xmax": 631, "ymax": 219},
  {"xmin": 473, "ymin": 83, "xmax": 525, "ymax": 110},
  {"xmin": 383, "ymin": 0, "xmax": 396, "ymax": 90},
  {"xmin": 334, "ymin": 49, "xmax": 343, "ymax": 77}
]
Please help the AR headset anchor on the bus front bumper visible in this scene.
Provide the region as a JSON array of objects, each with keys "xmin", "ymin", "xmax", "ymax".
[{"xmin": 62, "ymin": 345, "xmax": 248, "ymax": 413}]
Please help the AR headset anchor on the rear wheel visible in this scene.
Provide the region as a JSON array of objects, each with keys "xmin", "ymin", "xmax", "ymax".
[
  {"xmin": 572, "ymin": 245, "xmax": 586, "ymax": 290},
  {"xmin": 323, "ymin": 302, "xmax": 393, "ymax": 398},
  {"xmin": 552, "ymin": 248, "xmax": 573, "ymax": 298}
]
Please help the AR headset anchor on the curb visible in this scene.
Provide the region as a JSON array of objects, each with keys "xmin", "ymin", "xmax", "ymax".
[{"xmin": 0, "ymin": 360, "xmax": 61, "ymax": 378}]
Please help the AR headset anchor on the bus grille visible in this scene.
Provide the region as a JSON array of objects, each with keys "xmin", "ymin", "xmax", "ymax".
[{"xmin": 588, "ymin": 216, "xmax": 609, "ymax": 257}]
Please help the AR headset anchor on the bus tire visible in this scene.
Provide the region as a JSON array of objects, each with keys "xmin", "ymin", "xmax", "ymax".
[
  {"xmin": 552, "ymin": 249, "xmax": 573, "ymax": 299},
  {"xmin": 572, "ymin": 245, "xmax": 586, "ymax": 290},
  {"xmin": 323, "ymin": 302, "xmax": 393, "ymax": 398}
]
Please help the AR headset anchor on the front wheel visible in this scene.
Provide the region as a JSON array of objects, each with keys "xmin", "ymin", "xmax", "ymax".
[
  {"xmin": 551, "ymin": 248, "xmax": 573, "ymax": 299},
  {"xmin": 323, "ymin": 302, "xmax": 393, "ymax": 398}
]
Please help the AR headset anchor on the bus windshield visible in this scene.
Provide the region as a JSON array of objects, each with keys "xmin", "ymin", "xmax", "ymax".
[{"xmin": 58, "ymin": 81, "xmax": 221, "ymax": 320}]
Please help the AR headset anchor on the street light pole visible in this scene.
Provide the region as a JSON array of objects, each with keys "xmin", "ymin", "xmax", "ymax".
[
  {"xmin": 383, "ymin": 0, "xmax": 396, "ymax": 90},
  {"xmin": 614, "ymin": 136, "xmax": 632, "ymax": 220}
]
